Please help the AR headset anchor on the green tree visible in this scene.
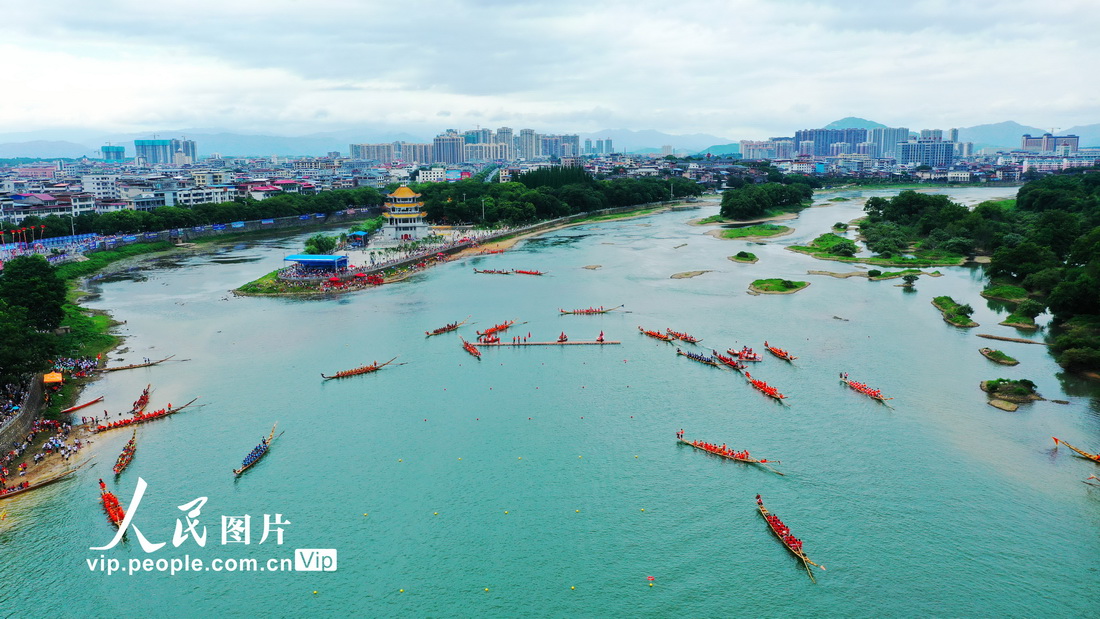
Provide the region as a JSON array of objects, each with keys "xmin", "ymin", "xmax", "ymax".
[
  {"xmin": 829, "ymin": 240, "xmax": 858, "ymax": 257},
  {"xmin": 0, "ymin": 255, "xmax": 67, "ymax": 330},
  {"xmin": 957, "ymin": 304, "xmax": 974, "ymax": 317},
  {"xmin": 0, "ymin": 302, "xmax": 56, "ymax": 381},
  {"xmin": 1014, "ymin": 299, "xmax": 1045, "ymax": 319},
  {"xmin": 902, "ymin": 274, "xmax": 919, "ymax": 286},
  {"xmin": 303, "ymin": 234, "xmax": 338, "ymax": 255}
]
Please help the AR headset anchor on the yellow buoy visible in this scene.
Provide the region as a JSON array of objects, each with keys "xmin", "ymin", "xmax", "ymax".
[
  {"xmin": 484, "ymin": 588, "xmax": 489, "ymax": 592},
  {"xmin": 504, "ymin": 511, "xmax": 509, "ymax": 514},
  {"xmin": 575, "ymin": 509, "xmax": 580, "ymax": 512},
  {"xmin": 434, "ymin": 512, "xmax": 438, "ymax": 515},
  {"xmin": 640, "ymin": 508, "xmax": 645, "ymax": 511},
  {"xmin": 399, "ymin": 589, "xmax": 404, "ymax": 593},
  {"xmin": 649, "ymin": 583, "xmax": 653, "ymax": 587},
  {"xmin": 313, "ymin": 591, "xmax": 318, "ymax": 594},
  {"xmin": 571, "ymin": 586, "xmax": 575, "ymax": 590}
]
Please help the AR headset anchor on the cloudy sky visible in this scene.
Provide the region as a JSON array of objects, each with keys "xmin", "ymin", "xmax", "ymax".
[{"xmin": 3, "ymin": 0, "xmax": 1097, "ymax": 140}]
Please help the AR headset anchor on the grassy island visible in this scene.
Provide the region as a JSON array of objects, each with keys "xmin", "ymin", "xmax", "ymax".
[
  {"xmin": 932, "ymin": 296, "xmax": 979, "ymax": 327},
  {"xmin": 979, "ymin": 348, "xmax": 1019, "ymax": 366},
  {"xmin": 981, "ymin": 378, "xmax": 1042, "ymax": 402},
  {"xmin": 866, "ymin": 268, "xmax": 941, "ymax": 281},
  {"xmin": 720, "ymin": 224, "xmax": 791, "ymax": 240},
  {"xmin": 728, "ymin": 251, "xmax": 758, "ymax": 263},
  {"xmin": 788, "ymin": 232, "xmax": 965, "ymax": 267},
  {"xmin": 750, "ymin": 278, "xmax": 809, "ymax": 294},
  {"xmin": 981, "ymin": 284, "xmax": 1029, "ymax": 302}
]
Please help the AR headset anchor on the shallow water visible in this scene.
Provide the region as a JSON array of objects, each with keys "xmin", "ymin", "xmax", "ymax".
[{"xmin": 2, "ymin": 187, "xmax": 1098, "ymax": 617}]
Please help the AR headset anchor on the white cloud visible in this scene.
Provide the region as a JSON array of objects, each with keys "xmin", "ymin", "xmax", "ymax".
[{"xmin": 0, "ymin": 0, "xmax": 1096, "ymax": 139}]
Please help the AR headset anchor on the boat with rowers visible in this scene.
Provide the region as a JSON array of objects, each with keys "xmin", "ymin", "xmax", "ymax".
[
  {"xmin": 113, "ymin": 430, "xmax": 137, "ymax": 475},
  {"xmin": 744, "ymin": 371, "xmax": 786, "ymax": 400},
  {"xmin": 477, "ymin": 320, "xmax": 516, "ymax": 337},
  {"xmin": 130, "ymin": 384, "xmax": 152, "ymax": 414},
  {"xmin": 321, "ymin": 357, "xmax": 399, "ymax": 380},
  {"xmin": 95, "ymin": 398, "xmax": 198, "ymax": 434},
  {"xmin": 0, "ymin": 465, "xmax": 84, "ymax": 502},
  {"xmin": 1052, "ymin": 437, "xmax": 1100, "ymax": 463},
  {"xmin": 727, "ymin": 346, "xmax": 763, "ymax": 362},
  {"xmin": 559, "ymin": 304, "xmax": 623, "ymax": 315},
  {"xmin": 60, "ymin": 395, "xmax": 105, "ymax": 415},
  {"xmin": 460, "ymin": 336, "xmax": 482, "ymax": 359},
  {"xmin": 473, "ymin": 268, "xmax": 512, "ymax": 275},
  {"xmin": 425, "ymin": 317, "xmax": 469, "ymax": 337},
  {"xmin": 97, "ymin": 355, "xmax": 175, "ymax": 373},
  {"xmin": 667, "ymin": 329, "xmax": 702, "ymax": 343},
  {"xmin": 840, "ymin": 376, "xmax": 892, "ymax": 402},
  {"xmin": 677, "ymin": 348, "xmax": 719, "ymax": 366},
  {"xmin": 756, "ymin": 495, "xmax": 825, "ymax": 582},
  {"xmin": 712, "ymin": 350, "xmax": 747, "ymax": 371},
  {"xmin": 234, "ymin": 423, "xmax": 280, "ymax": 476},
  {"xmin": 638, "ymin": 326, "xmax": 675, "ymax": 342},
  {"xmin": 513, "ymin": 269, "xmax": 546, "ymax": 276},
  {"xmin": 99, "ymin": 479, "xmax": 125, "ymax": 528},
  {"xmin": 764, "ymin": 341, "xmax": 797, "ymax": 361},
  {"xmin": 678, "ymin": 435, "xmax": 783, "ymax": 475}
]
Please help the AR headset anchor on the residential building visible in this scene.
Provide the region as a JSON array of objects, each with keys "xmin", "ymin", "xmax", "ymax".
[
  {"xmin": 101, "ymin": 145, "xmax": 125, "ymax": 161},
  {"xmin": 350, "ymin": 143, "xmax": 396, "ymax": 161},
  {"xmin": 518, "ymin": 129, "xmax": 538, "ymax": 160},
  {"xmin": 399, "ymin": 143, "xmax": 434, "ymax": 164},
  {"xmin": 866, "ymin": 127, "xmax": 910, "ymax": 158},
  {"xmin": 1021, "ymin": 133, "xmax": 1079, "ymax": 154},
  {"xmin": 433, "ymin": 132, "xmax": 465, "ymax": 165},
  {"xmin": 81, "ymin": 175, "xmax": 120, "ymax": 199}
]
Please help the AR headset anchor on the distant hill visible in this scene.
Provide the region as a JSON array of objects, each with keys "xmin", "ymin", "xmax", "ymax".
[
  {"xmin": 957, "ymin": 121, "xmax": 1046, "ymax": 150},
  {"xmin": 1063, "ymin": 123, "xmax": 1100, "ymax": 148},
  {"xmin": 823, "ymin": 117, "xmax": 887, "ymax": 130},
  {"xmin": 581, "ymin": 129, "xmax": 732, "ymax": 153},
  {"xmin": 696, "ymin": 143, "xmax": 742, "ymax": 156},
  {"xmin": 0, "ymin": 140, "xmax": 97, "ymax": 158}
]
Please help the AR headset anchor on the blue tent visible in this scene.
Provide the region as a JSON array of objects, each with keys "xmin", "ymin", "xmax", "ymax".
[{"xmin": 283, "ymin": 254, "xmax": 349, "ymax": 270}]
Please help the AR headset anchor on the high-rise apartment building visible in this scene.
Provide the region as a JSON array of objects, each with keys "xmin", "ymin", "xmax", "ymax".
[
  {"xmin": 134, "ymin": 138, "xmax": 196, "ymax": 165},
  {"xmin": 433, "ymin": 131, "xmax": 465, "ymax": 164},
  {"xmin": 584, "ymin": 138, "xmax": 594, "ymax": 155},
  {"xmin": 399, "ymin": 143, "xmax": 434, "ymax": 164},
  {"xmin": 518, "ymin": 129, "xmax": 538, "ymax": 160},
  {"xmin": 867, "ymin": 127, "xmax": 910, "ymax": 158},
  {"xmin": 792, "ymin": 128, "xmax": 867, "ymax": 157},
  {"xmin": 560, "ymin": 135, "xmax": 580, "ymax": 158},
  {"xmin": 896, "ymin": 139, "xmax": 956, "ymax": 167},
  {"xmin": 101, "ymin": 145, "xmax": 125, "ymax": 161},
  {"xmin": 350, "ymin": 143, "xmax": 396, "ymax": 161}
]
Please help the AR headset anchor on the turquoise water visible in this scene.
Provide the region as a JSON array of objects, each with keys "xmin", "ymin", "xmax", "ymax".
[{"xmin": 2, "ymin": 187, "xmax": 1099, "ymax": 617}]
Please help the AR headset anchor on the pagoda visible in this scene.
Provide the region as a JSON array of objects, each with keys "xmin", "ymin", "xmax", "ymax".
[{"xmin": 381, "ymin": 185, "xmax": 429, "ymax": 241}]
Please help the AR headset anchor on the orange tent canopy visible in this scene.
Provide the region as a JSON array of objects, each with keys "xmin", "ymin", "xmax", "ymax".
[{"xmin": 43, "ymin": 372, "xmax": 64, "ymax": 384}]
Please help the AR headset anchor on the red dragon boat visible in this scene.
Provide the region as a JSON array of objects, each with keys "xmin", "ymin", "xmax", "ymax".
[
  {"xmin": 477, "ymin": 320, "xmax": 516, "ymax": 337},
  {"xmin": 744, "ymin": 371, "xmax": 786, "ymax": 400},
  {"xmin": 112, "ymin": 430, "xmax": 137, "ymax": 475},
  {"xmin": 840, "ymin": 376, "xmax": 892, "ymax": 402},
  {"xmin": 99, "ymin": 481, "xmax": 126, "ymax": 528},
  {"xmin": 60, "ymin": 396, "xmax": 105, "ymax": 415},
  {"xmin": 678, "ymin": 436, "xmax": 783, "ymax": 475},
  {"xmin": 712, "ymin": 350, "xmax": 747, "ymax": 371},
  {"xmin": 667, "ymin": 329, "xmax": 702, "ymax": 344},
  {"xmin": 559, "ymin": 304, "xmax": 622, "ymax": 315},
  {"xmin": 764, "ymin": 341, "xmax": 797, "ymax": 361},
  {"xmin": 638, "ymin": 326, "xmax": 675, "ymax": 342},
  {"xmin": 129, "ymin": 384, "xmax": 152, "ymax": 414},
  {"xmin": 95, "ymin": 398, "xmax": 198, "ymax": 434},
  {"xmin": 757, "ymin": 495, "xmax": 825, "ymax": 582},
  {"xmin": 461, "ymin": 337, "xmax": 482, "ymax": 359},
  {"xmin": 512, "ymin": 269, "xmax": 545, "ymax": 276}
]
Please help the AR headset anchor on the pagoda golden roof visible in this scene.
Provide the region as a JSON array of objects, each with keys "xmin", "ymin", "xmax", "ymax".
[{"xmin": 388, "ymin": 186, "xmax": 421, "ymax": 199}]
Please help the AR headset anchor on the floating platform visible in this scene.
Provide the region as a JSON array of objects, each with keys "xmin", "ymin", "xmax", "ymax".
[{"xmin": 478, "ymin": 341, "xmax": 621, "ymax": 346}]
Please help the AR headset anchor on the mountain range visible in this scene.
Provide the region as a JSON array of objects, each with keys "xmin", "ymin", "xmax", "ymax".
[{"xmin": 1, "ymin": 119, "xmax": 1097, "ymax": 160}]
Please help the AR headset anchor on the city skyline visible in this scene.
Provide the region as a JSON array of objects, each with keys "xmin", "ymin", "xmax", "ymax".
[{"xmin": 1, "ymin": 1, "xmax": 1097, "ymax": 140}]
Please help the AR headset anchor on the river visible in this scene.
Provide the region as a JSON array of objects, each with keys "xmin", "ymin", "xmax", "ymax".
[{"xmin": 1, "ymin": 186, "xmax": 1097, "ymax": 617}]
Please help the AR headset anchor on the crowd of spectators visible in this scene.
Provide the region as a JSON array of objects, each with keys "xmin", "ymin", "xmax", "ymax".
[
  {"xmin": 0, "ymin": 383, "xmax": 29, "ymax": 429},
  {"xmin": 0, "ymin": 419, "xmax": 81, "ymax": 493},
  {"xmin": 52, "ymin": 357, "xmax": 99, "ymax": 378}
]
